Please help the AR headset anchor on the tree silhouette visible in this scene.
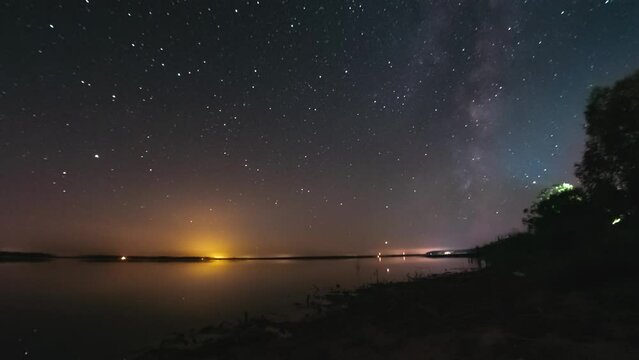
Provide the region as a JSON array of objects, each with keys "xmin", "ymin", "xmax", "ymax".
[
  {"xmin": 524, "ymin": 185, "xmax": 583, "ymax": 233},
  {"xmin": 576, "ymin": 70, "xmax": 639, "ymax": 217},
  {"xmin": 523, "ymin": 184, "xmax": 608, "ymax": 249}
]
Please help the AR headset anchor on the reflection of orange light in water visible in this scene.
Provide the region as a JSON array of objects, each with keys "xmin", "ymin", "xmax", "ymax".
[
  {"xmin": 186, "ymin": 257, "xmax": 229, "ymax": 277},
  {"xmin": 207, "ymin": 256, "xmax": 228, "ymax": 266}
]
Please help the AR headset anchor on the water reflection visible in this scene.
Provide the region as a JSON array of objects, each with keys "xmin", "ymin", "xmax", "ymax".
[{"xmin": 1, "ymin": 257, "xmax": 474, "ymax": 359}]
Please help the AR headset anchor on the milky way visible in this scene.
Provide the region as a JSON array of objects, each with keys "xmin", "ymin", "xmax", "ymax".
[{"xmin": 1, "ymin": 1, "xmax": 638, "ymax": 255}]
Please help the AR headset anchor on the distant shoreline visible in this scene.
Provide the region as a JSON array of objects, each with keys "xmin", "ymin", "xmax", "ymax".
[{"xmin": 0, "ymin": 250, "xmax": 476, "ymax": 262}]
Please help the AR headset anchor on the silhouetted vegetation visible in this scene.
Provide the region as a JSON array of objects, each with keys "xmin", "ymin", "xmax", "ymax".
[
  {"xmin": 479, "ymin": 70, "xmax": 639, "ymax": 281},
  {"xmin": 577, "ymin": 70, "xmax": 639, "ymax": 217}
]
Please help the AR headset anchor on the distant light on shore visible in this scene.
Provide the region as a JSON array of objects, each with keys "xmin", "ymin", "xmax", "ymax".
[{"xmin": 121, "ymin": 256, "xmax": 127, "ymax": 261}]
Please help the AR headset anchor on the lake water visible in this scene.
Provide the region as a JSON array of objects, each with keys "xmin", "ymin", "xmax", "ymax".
[{"xmin": 1, "ymin": 256, "xmax": 475, "ymax": 359}]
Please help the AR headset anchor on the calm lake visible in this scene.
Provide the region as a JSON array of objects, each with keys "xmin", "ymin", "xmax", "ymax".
[{"xmin": 1, "ymin": 256, "xmax": 475, "ymax": 359}]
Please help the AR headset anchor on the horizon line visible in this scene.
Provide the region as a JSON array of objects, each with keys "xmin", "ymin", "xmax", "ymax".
[{"xmin": 1, "ymin": 249, "xmax": 477, "ymax": 262}]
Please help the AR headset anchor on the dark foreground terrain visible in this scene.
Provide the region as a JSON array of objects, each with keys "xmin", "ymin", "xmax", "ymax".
[{"xmin": 136, "ymin": 267, "xmax": 639, "ymax": 360}]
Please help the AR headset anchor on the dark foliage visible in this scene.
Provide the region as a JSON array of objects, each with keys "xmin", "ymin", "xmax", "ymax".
[
  {"xmin": 523, "ymin": 186, "xmax": 607, "ymax": 248},
  {"xmin": 480, "ymin": 69, "xmax": 639, "ymax": 272},
  {"xmin": 576, "ymin": 70, "xmax": 639, "ymax": 217}
]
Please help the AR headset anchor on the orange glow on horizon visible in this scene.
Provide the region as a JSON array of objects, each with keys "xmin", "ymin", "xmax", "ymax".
[{"xmin": 182, "ymin": 231, "xmax": 233, "ymax": 258}]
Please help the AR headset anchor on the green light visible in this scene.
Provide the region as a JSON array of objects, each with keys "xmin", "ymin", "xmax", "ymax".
[
  {"xmin": 553, "ymin": 183, "xmax": 574, "ymax": 194},
  {"xmin": 540, "ymin": 183, "xmax": 575, "ymax": 200}
]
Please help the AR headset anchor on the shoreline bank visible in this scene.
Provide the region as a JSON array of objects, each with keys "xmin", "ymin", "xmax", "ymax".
[{"xmin": 135, "ymin": 268, "xmax": 639, "ymax": 359}]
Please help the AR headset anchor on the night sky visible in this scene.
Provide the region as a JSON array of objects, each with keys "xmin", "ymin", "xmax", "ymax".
[{"xmin": 1, "ymin": 1, "xmax": 638, "ymax": 256}]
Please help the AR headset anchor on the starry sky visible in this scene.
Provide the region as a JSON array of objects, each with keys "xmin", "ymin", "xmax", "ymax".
[{"xmin": 1, "ymin": 0, "xmax": 638, "ymax": 256}]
